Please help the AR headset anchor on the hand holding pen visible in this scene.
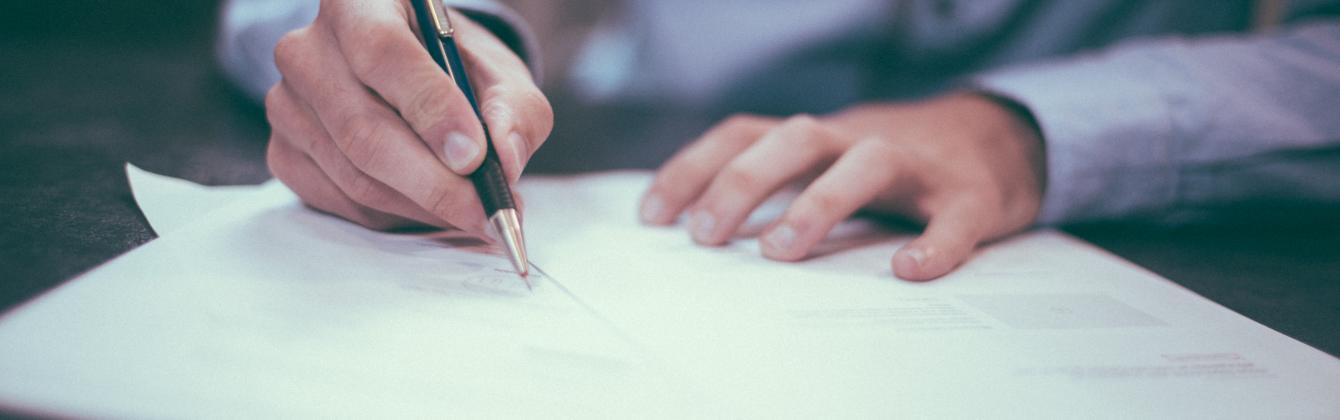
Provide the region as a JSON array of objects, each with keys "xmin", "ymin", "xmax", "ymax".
[{"xmin": 265, "ymin": 0, "xmax": 551, "ymax": 258}]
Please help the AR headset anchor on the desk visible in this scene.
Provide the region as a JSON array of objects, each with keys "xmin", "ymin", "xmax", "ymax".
[{"xmin": 1, "ymin": 0, "xmax": 1335, "ymax": 385}]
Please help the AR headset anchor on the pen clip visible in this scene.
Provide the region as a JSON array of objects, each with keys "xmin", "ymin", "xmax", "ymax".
[{"xmin": 424, "ymin": 0, "xmax": 455, "ymax": 39}]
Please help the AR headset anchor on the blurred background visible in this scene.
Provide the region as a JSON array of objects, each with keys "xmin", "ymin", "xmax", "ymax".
[{"xmin": 1, "ymin": 1, "xmax": 272, "ymax": 310}]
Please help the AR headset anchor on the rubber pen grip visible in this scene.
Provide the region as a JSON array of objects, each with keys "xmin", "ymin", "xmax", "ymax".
[{"xmin": 471, "ymin": 129, "xmax": 515, "ymax": 216}]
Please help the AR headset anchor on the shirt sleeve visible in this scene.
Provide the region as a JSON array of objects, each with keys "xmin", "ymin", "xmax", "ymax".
[
  {"xmin": 973, "ymin": 19, "xmax": 1340, "ymax": 225},
  {"xmin": 215, "ymin": 0, "xmax": 540, "ymax": 103}
]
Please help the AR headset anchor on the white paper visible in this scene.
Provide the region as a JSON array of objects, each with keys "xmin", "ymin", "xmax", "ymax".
[
  {"xmin": 0, "ymin": 170, "xmax": 1335, "ymax": 419},
  {"xmin": 0, "ymin": 174, "xmax": 688, "ymax": 419},
  {"xmin": 125, "ymin": 163, "xmax": 282, "ymax": 235},
  {"xmin": 517, "ymin": 173, "xmax": 1340, "ymax": 419}
]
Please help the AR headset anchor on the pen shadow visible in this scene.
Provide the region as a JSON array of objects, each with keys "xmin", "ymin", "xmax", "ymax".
[
  {"xmin": 276, "ymin": 204, "xmax": 519, "ymax": 264},
  {"xmin": 388, "ymin": 228, "xmax": 495, "ymax": 251}
]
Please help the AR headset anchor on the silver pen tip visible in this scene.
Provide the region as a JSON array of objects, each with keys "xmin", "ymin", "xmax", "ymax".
[{"xmin": 489, "ymin": 209, "xmax": 530, "ymax": 281}]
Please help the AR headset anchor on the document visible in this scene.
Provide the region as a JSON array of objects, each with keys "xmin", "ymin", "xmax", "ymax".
[
  {"xmin": 0, "ymin": 169, "xmax": 1334, "ymax": 419},
  {"xmin": 0, "ymin": 169, "xmax": 687, "ymax": 418},
  {"xmin": 125, "ymin": 164, "xmax": 282, "ymax": 235},
  {"xmin": 521, "ymin": 174, "xmax": 1340, "ymax": 419}
]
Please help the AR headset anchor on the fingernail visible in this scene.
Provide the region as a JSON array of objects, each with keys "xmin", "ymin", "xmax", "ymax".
[
  {"xmin": 689, "ymin": 211, "xmax": 716, "ymax": 242},
  {"xmin": 444, "ymin": 132, "xmax": 479, "ymax": 173},
  {"xmin": 640, "ymin": 194, "xmax": 665, "ymax": 223},
  {"xmin": 507, "ymin": 132, "xmax": 527, "ymax": 182},
  {"xmin": 905, "ymin": 247, "xmax": 928, "ymax": 267},
  {"xmin": 765, "ymin": 224, "xmax": 797, "ymax": 252}
]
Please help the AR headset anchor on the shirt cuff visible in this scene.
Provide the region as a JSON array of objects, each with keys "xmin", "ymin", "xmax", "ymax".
[{"xmin": 971, "ymin": 54, "xmax": 1186, "ymax": 225}]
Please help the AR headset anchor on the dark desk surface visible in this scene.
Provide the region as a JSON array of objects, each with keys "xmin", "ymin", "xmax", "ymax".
[{"xmin": 1, "ymin": 1, "xmax": 1336, "ymax": 380}]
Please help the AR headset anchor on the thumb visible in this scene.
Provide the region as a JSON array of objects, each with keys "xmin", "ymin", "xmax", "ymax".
[{"xmin": 892, "ymin": 200, "xmax": 988, "ymax": 281}]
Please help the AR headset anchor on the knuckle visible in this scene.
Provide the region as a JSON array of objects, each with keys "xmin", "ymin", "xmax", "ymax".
[
  {"xmin": 782, "ymin": 129, "xmax": 826, "ymax": 151},
  {"xmin": 782, "ymin": 114, "xmax": 820, "ymax": 132},
  {"xmin": 480, "ymin": 96, "xmax": 509, "ymax": 123},
  {"xmin": 855, "ymin": 137, "xmax": 896, "ymax": 154},
  {"xmin": 849, "ymin": 138, "xmax": 899, "ymax": 164},
  {"xmin": 405, "ymin": 87, "xmax": 456, "ymax": 132},
  {"xmin": 344, "ymin": 173, "xmax": 384, "ymax": 205},
  {"xmin": 648, "ymin": 168, "xmax": 691, "ymax": 200},
  {"xmin": 348, "ymin": 23, "xmax": 403, "ymax": 79},
  {"xmin": 802, "ymin": 189, "xmax": 847, "ymax": 216},
  {"xmin": 362, "ymin": 23, "xmax": 402, "ymax": 54},
  {"xmin": 337, "ymin": 114, "xmax": 392, "ymax": 169},
  {"xmin": 773, "ymin": 114, "xmax": 831, "ymax": 150},
  {"xmin": 716, "ymin": 164, "xmax": 761, "ymax": 193},
  {"xmin": 272, "ymin": 29, "xmax": 309, "ymax": 74}
]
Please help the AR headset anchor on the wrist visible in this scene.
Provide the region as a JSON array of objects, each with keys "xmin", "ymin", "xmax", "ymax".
[
  {"xmin": 958, "ymin": 91, "xmax": 1048, "ymax": 227},
  {"xmin": 972, "ymin": 92, "xmax": 1042, "ymax": 144}
]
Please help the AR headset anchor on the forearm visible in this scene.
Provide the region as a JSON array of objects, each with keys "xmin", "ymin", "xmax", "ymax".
[{"xmin": 975, "ymin": 19, "xmax": 1340, "ymax": 224}]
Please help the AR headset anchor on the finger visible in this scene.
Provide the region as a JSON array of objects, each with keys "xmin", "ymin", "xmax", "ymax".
[
  {"xmin": 640, "ymin": 114, "xmax": 778, "ymax": 225},
  {"xmin": 891, "ymin": 198, "xmax": 991, "ymax": 281},
  {"xmin": 453, "ymin": 13, "xmax": 552, "ymax": 183},
  {"xmin": 479, "ymin": 86, "xmax": 552, "ymax": 184},
  {"xmin": 268, "ymin": 136, "xmax": 417, "ymax": 231},
  {"xmin": 687, "ymin": 115, "xmax": 843, "ymax": 245},
  {"xmin": 760, "ymin": 139, "xmax": 907, "ymax": 261},
  {"xmin": 273, "ymin": 25, "xmax": 487, "ymax": 234},
  {"xmin": 266, "ymin": 82, "xmax": 450, "ymax": 228},
  {"xmin": 450, "ymin": 10, "xmax": 537, "ymax": 83},
  {"xmin": 323, "ymin": 4, "xmax": 488, "ymax": 175}
]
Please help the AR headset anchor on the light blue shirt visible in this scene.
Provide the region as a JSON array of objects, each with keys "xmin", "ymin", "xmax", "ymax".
[
  {"xmin": 218, "ymin": 0, "xmax": 1340, "ymax": 225},
  {"xmin": 216, "ymin": 0, "xmax": 538, "ymax": 102}
]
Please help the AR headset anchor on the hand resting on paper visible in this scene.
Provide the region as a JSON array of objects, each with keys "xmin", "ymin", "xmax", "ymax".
[
  {"xmin": 640, "ymin": 92, "xmax": 1046, "ymax": 281},
  {"xmin": 265, "ymin": 0, "xmax": 552, "ymax": 234}
]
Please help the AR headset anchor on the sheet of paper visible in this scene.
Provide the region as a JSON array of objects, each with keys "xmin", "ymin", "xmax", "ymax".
[
  {"xmin": 517, "ymin": 173, "xmax": 1340, "ymax": 419},
  {"xmin": 0, "ymin": 169, "xmax": 1335, "ymax": 419},
  {"xmin": 0, "ymin": 174, "xmax": 689, "ymax": 418},
  {"xmin": 125, "ymin": 163, "xmax": 282, "ymax": 235}
]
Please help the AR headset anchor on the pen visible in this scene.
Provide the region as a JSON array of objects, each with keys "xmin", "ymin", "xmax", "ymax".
[{"xmin": 409, "ymin": 0, "xmax": 531, "ymax": 284}]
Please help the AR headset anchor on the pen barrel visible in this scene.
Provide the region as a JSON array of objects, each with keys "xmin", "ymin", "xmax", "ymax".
[
  {"xmin": 471, "ymin": 136, "xmax": 515, "ymax": 216},
  {"xmin": 409, "ymin": 0, "xmax": 517, "ymax": 218}
]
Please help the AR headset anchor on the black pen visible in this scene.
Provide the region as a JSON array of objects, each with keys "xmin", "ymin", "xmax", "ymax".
[{"xmin": 409, "ymin": 0, "xmax": 530, "ymax": 283}]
